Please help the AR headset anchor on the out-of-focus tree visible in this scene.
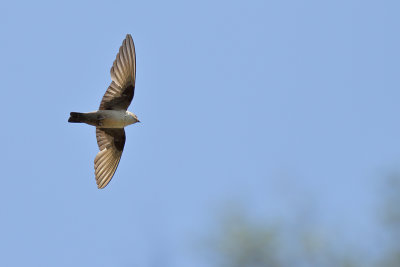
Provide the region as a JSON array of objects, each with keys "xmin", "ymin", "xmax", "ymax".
[
  {"xmin": 378, "ymin": 173, "xmax": 400, "ymax": 267},
  {"xmin": 204, "ymin": 207, "xmax": 361, "ymax": 267},
  {"xmin": 201, "ymin": 173, "xmax": 400, "ymax": 267},
  {"xmin": 210, "ymin": 210, "xmax": 281, "ymax": 267}
]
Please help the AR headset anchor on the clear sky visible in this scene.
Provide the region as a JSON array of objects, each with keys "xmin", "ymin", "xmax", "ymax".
[{"xmin": 1, "ymin": 0, "xmax": 399, "ymax": 266}]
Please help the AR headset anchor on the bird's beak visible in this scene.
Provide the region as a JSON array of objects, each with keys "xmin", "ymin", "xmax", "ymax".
[{"xmin": 137, "ymin": 120, "xmax": 141, "ymax": 123}]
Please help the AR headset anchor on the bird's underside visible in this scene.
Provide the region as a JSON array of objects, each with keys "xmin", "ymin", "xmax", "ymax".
[
  {"xmin": 69, "ymin": 110, "xmax": 129, "ymax": 128},
  {"xmin": 68, "ymin": 34, "xmax": 136, "ymax": 189}
]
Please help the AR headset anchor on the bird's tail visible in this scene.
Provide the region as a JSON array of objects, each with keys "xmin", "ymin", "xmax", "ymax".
[{"xmin": 68, "ymin": 112, "xmax": 85, "ymax": 123}]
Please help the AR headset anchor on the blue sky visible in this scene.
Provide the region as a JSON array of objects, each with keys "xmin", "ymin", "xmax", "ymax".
[{"xmin": 1, "ymin": 0, "xmax": 399, "ymax": 266}]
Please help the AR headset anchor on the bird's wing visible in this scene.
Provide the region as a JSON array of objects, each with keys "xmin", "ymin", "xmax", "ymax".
[
  {"xmin": 100, "ymin": 34, "xmax": 136, "ymax": 111},
  {"xmin": 94, "ymin": 128, "xmax": 126, "ymax": 189}
]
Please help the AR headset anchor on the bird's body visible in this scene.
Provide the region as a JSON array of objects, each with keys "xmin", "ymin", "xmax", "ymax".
[
  {"xmin": 69, "ymin": 110, "xmax": 138, "ymax": 128},
  {"xmin": 68, "ymin": 34, "xmax": 139, "ymax": 189}
]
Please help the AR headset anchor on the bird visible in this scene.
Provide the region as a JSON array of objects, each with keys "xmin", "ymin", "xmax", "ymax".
[{"xmin": 68, "ymin": 34, "xmax": 139, "ymax": 189}]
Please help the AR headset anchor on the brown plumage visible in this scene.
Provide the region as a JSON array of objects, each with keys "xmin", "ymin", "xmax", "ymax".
[
  {"xmin": 68, "ymin": 34, "xmax": 139, "ymax": 189},
  {"xmin": 94, "ymin": 128, "xmax": 125, "ymax": 189}
]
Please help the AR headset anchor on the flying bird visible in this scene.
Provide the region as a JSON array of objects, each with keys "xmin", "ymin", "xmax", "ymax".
[{"xmin": 68, "ymin": 34, "xmax": 139, "ymax": 189}]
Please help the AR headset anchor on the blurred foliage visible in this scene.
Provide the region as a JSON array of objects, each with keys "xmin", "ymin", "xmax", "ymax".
[
  {"xmin": 382, "ymin": 173, "xmax": 400, "ymax": 232},
  {"xmin": 213, "ymin": 212, "xmax": 281, "ymax": 267},
  {"xmin": 379, "ymin": 173, "xmax": 400, "ymax": 267},
  {"xmin": 206, "ymin": 209, "xmax": 358, "ymax": 267},
  {"xmin": 204, "ymin": 173, "xmax": 400, "ymax": 267}
]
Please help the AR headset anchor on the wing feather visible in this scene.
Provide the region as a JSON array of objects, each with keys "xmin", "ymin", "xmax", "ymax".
[
  {"xmin": 100, "ymin": 34, "xmax": 136, "ymax": 111},
  {"xmin": 94, "ymin": 128, "xmax": 125, "ymax": 189}
]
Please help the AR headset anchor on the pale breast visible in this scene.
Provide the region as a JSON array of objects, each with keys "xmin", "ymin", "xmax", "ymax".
[{"xmin": 97, "ymin": 110, "xmax": 126, "ymax": 128}]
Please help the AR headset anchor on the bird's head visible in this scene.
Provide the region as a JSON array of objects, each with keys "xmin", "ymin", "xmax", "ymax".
[{"xmin": 125, "ymin": 111, "xmax": 140, "ymax": 125}]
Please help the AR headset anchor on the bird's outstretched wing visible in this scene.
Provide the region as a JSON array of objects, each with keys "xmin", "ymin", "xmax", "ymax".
[
  {"xmin": 100, "ymin": 34, "xmax": 136, "ymax": 111},
  {"xmin": 94, "ymin": 128, "xmax": 126, "ymax": 189}
]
